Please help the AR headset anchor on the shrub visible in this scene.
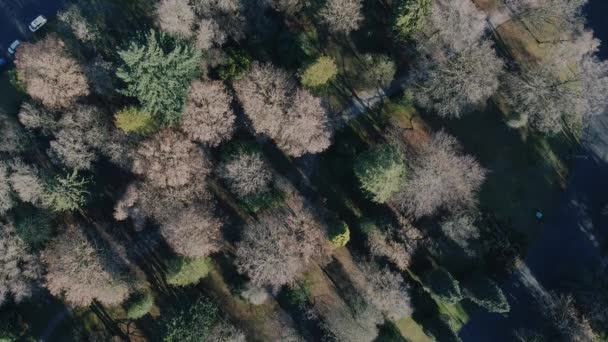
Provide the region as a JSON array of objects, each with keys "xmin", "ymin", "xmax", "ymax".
[
  {"xmin": 217, "ymin": 50, "xmax": 250, "ymax": 81},
  {"xmin": 42, "ymin": 171, "xmax": 89, "ymax": 212},
  {"xmin": 328, "ymin": 221, "xmax": 350, "ymax": 248},
  {"xmin": 425, "ymin": 267, "xmax": 463, "ymax": 303},
  {"xmin": 114, "ymin": 107, "xmax": 157, "ymax": 135},
  {"xmin": 300, "ymin": 56, "xmax": 337, "ymax": 88},
  {"xmin": 354, "ymin": 145, "xmax": 406, "ymax": 203},
  {"xmin": 166, "ymin": 257, "xmax": 213, "ymax": 287},
  {"xmin": 14, "ymin": 208, "xmax": 53, "ymax": 249},
  {"xmin": 358, "ymin": 54, "xmax": 397, "ymax": 89},
  {"xmin": 125, "ymin": 290, "xmax": 154, "ymax": 319},
  {"xmin": 462, "ymin": 275, "xmax": 510, "ymax": 314},
  {"xmin": 160, "ymin": 297, "xmax": 218, "ymax": 342}
]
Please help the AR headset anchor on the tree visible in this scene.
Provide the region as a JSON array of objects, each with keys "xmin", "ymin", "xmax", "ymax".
[
  {"xmin": 409, "ymin": 40, "xmax": 504, "ymax": 118},
  {"xmin": 234, "ymin": 63, "xmax": 332, "ymax": 157},
  {"xmin": 195, "ymin": 19, "xmax": 226, "ymax": 51},
  {"xmin": 132, "ymin": 129, "xmax": 210, "ymax": 189},
  {"xmin": 159, "ymin": 204, "xmax": 223, "ymax": 258},
  {"xmin": 393, "ymin": 0, "xmax": 431, "ymax": 38},
  {"xmin": 116, "ymin": 30, "xmax": 201, "ymax": 126},
  {"xmin": 191, "ymin": 0, "xmax": 246, "ymax": 42},
  {"xmin": 7, "ymin": 160, "xmax": 45, "ymax": 206},
  {"xmin": 235, "ymin": 196, "xmax": 330, "ymax": 288},
  {"xmin": 544, "ymin": 293, "xmax": 598, "ymax": 342},
  {"xmin": 300, "ymin": 56, "xmax": 338, "ymax": 88},
  {"xmin": 319, "ymin": 0, "xmax": 363, "ymax": 35},
  {"xmin": 42, "ymin": 171, "xmax": 89, "ymax": 212},
  {"xmin": 14, "ymin": 35, "xmax": 89, "ymax": 109},
  {"xmin": 366, "ymin": 219, "xmax": 420, "ymax": 271},
  {"xmin": 57, "ymin": 5, "xmax": 97, "ymax": 42},
  {"xmin": 462, "ymin": 275, "xmax": 510, "ymax": 314},
  {"xmin": 357, "ymin": 54, "xmax": 397, "ymax": 89},
  {"xmin": 355, "ymin": 260, "xmax": 412, "ymax": 320},
  {"xmin": 181, "ymin": 81, "xmax": 235, "ymax": 146},
  {"xmin": 41, "ymin": 225, "xmax": 131, "ymax": 307},
  {"xmin": 156, "ymin": 0, "xmax": 195, "ymax": 39},
  {"xmin": 124, "ymin": 290, "xmax": 154, "ymax": 319},
  {"xmin": 0, "ymin": 164, "xmax": 14, "ymax": 215},
  {"xmin": 13, "ymin": 207, "xmax": 52, "ymax": 249},
  {"xmin": 48, "ymin": 105, "xmax": 109, "ymax": 170},
  {"xmin": 425, "ymin": 267, "xmax": 462, "ymax": 303},
  {"xmin": 218, "ymin": 149, "xmax": 273, "ymax": 199},
  {"xmin": 440, "ymin": 212, "xmax": 480, "ymax": 253},
  {"xmin": 393, "ymin": 131, "xmax": 486, "ymax": 218},
  {"xmin": 0, "ymin": 223, "xmax": 41, "ymax": 306},
  {"xmin": 266, "ymin": 0, "xmax": 303, "ymax": 14},
  {"xmin": 160, "ymin": 297, "xmax": 220, "ymax": 341},
  {"xmin": 17, "ymin": 101, "xmax": 58, "ymax": 134},
  {"xmin": 415, "ymin": 0, "xmax": 487, "ymax": 54},
  {"xmin": 166, "ymin": 257, "xmax": 213, "ymax": 287},
  {"xmin": 501, "ymin": 56, "xmax": 608, "ymax": 133},
  {"xmin": 354, "ymin": 145, "xmax": 407, "ymax": 203},
  {"xmin": 114, "ymin": 107, "xmax": 157, "ymax": 135},
  {"xmin": 0, "ymin": 112, "xmax": 26, "ymax": 154}
]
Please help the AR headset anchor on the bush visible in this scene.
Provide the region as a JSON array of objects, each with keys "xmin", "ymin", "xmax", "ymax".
[
  {"xmin": 425, "ymin": 267, "xmax": 463, "ymax": 303},
  {"xmin": 14, "ymin": 208, "xmax": 53, "ymax": 249},
  {"xmin": 160, "ymin": 297, "xmax": 218, "ymax": 342},
  {"xmin": 166, "ymin": 257, "xmax": 213, "ymax": 287},
  {"xmin": 125, "ymin": 290, "xmax": 154, "ymax": 319},
  {"xmin": 217, "ymin": 50, "xmax": 251, "ymax": 81},
  {"xmin": 328, "ymin": 221, "xmax": 350, "ymax": 248},
  {"xmin": 300, "ymin": 56, "xmax": 337, "ymax": 88},
  {"xmin": 354, "ymin": 145, "xmax": 406, "ymax": 203},
  {"xmin": 42, "ymin": 171, "xmax": 89, "ymax": 212},
  {"xmin": 462, "ymin": 275, "xmax": 510, "ymax": 314},
  {"xmin": 114, "ymin": 107, "xmax": 157, "ymax": 135}
]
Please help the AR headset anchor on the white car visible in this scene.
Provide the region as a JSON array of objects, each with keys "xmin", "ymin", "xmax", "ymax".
[
  {"xmin": 8, "ymin": 40, "xmax": 20, "ymax": 55},
  {"xmin": 28, "ymin": 15, "xmax": 47, "ymax": 32}
]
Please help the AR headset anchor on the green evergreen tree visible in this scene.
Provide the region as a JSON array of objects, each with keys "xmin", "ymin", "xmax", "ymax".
[
  {"xmin": 165, "ymin": 257, "xmax": 213, "ymax": 287},
  {"xmin": 354, "ymin": 145, "xmax": 407, "ymax": 203},
  {"xmin": 42, "ymin": 171, "xmax": 89, "ymax": 212},
  {"xmin": 393, "ymin": 0, "xmax": 431, "ymax": 38},
  {"xmin": 160, "ymin": 297, "xmax": 219, "ymax": 342},
  {"xmin": 116, "ymin": 30, "xmax": 201, "ymax": 126}
]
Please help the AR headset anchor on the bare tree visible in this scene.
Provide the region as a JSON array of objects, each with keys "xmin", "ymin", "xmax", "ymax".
[
  {"xmin": 41, "ymin": 225, "xmax": 132, "ymax": 307},
  {"xmin": 195, "ymin": 19, "xmax": 226, "ymax": 51},
  {"xmin": 0, "ymin": 111, "xmax": 26, "ymax": 154},
  {"xmin": 114, "ymin": 176, "xmax": 211, "ymax": 226},
  {"xmin": 367, "ymin": 224, "xmax": 417, "ymax": 271},
  {"xmin": 319, "ymin": 0, "xmax": 363, "ymax": 35},
  {"xmin": 181, "ymin": 81, "xmax": 235, "ymax": 146},
  {"xmin": 0, "ymin": 163, "xmax": 14, "ymax": 215},
  {"xmin": 218, "ymin": 150, "xmax": 273, "ymax": 199},
  {"xmin": 48, "ymin": 105, "xmax": 109, "ymax": 170},
  {"xmin": 501, "ymin": 56, "xmax": 608, "ymax": 133},
  {"xmin": 18, "ymin": 101, "xmax": 58, "ymax": 134},
  {"xmin": 544, "ymin": 293, "xmax": 598, "ymax": 342},
  {"xmin": 7, "ymin": 160, "xmax": 45, "ymax": 206},
  {"xmin": 355, "ymin": 260, "xmax": 412, "ymax": 321},
  {"xmin": 159, "ymin": 204, "xmax": 223, "ymax": 258},
  {"xmin": 415, "ymin": 0, "xmax": 487, "ymax": 54},
  {"xmin": 0, "ymin": 222, "xmax": 41, "ymax": 306},
  {"xmin": 393, "ymin": 131, "xmax": 487, "ymax": 218},
  {"xmin": 192, "ymin": 0, "xmax": 245, "ymax": 41},
  {"xmin": 317, "ymin": 300, "xmax": 382, "ymax": 342},
  {"xmin": 439, "ymin": 212, "xmax": 480, "ymax": 253},
  {"xmin": 409, "ymin": 40, "xmax": 504, "ymax": 118},
  {"xmin": 234, "ymin": 63, "xmax": 332, "ymax": 157},
  {"xmin": 15, "ymin": 35, "xmax": 89, "ymax": 109},
  {"xmin": 235, "ymin": 196, "xmax": 330, "ymax": 288},
  {"xmin": 156, "ymin": 0, "xmax": 196, "ymax": 39},
  {"xmin": 132, "ymin": 129, "xmax": 211, "ymax": 188},
  {"xmin": 58, "ymin": 5, "xmax": 97, "ymax": 42},
  {"xmin": 266, "ymin": 0, "xmax": 303, "ymax": 14}
]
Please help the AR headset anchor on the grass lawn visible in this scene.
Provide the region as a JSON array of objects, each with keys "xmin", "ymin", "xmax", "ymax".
[{"xmin": 395, "ymin": 317, "xmax": 435, "ymax": 342}]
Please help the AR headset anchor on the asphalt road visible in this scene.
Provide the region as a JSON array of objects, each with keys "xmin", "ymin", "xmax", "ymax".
[{"xmin": 0, "ymin": 0, "xmax": 66, "ymax": 57}]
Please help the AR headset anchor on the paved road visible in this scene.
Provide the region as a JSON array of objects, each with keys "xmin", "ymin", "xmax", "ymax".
[{"xmin": 0, "ymin": 0, "xmax": 66, "ymax": 57}]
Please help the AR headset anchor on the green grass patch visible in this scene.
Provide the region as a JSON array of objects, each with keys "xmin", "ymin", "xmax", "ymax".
[{"xmin": 395, "ymin": 317, "xmax": 434, "ymax": 342}]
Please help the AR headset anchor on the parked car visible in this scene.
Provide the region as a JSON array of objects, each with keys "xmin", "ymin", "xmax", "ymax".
[
  {"xmin": 8, "ymin": 40, "xmax": 20, "ymax": 56},
  {"xmin": 28, "ymin": 15, "xmax": 47, "ymax": 32}
]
